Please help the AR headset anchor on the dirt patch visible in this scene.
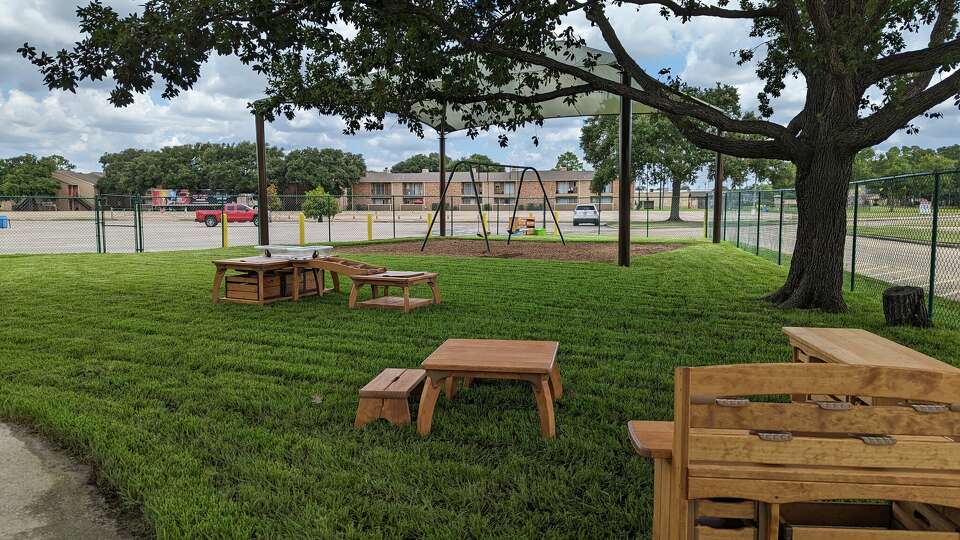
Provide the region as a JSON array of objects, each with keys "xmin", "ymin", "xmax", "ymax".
[{"xmin": 338, "ymin": 239, "xmax": 684, "ymax": 263}]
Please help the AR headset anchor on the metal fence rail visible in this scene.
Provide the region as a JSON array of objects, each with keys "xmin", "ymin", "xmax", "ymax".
[
  {"xmin": 0, "ymin": 194, "xmax": 708, "ymax": 255},
  {"xmin": 707, "ymin": 170, "xmax": 960, "ymax": 325}
]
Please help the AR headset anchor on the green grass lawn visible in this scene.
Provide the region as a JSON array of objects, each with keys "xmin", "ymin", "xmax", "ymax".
[{"xmin": 3, "ymin": 242, "xmax": 959, "ymax": 538}]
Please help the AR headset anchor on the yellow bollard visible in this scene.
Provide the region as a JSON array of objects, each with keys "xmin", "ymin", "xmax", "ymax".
[
  {"xmin": 221, "ymin": 210, "xmax": 229, "ymax": 248},
  {"xmin": 298, "ymin": 212, "xmax": 305, "ymax": 245},
  {"xmin": 367, "ymin": 213, "xmax": 373, "ymax": 241},
  {"xmin": 481, "ymin": 212, "xmax": 489, "ymax": 235}
]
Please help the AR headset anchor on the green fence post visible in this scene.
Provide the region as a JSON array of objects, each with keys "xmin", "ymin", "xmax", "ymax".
[
  {"xmin": 736, "ymin": 191, "xmax": 742, "ymax": 248},
  {"xmin": 777, "ymin": 192, "xmax": 784, "ymax": 265},
  {"xmin": 929, "ymin": 172, "xmax": 942, "ymax": 321},
  {"xmin": 722, "ymin": 195, "xmax": 727, "ymax": 241},
  {"xmin": 94, "ymin": 196, "xmax": 102, "ymax": 253},
  {"xmin": 851, "ymin": 184, "xmax": 859, "ymax": 291},
  {"xmin": 704, "ymin": 197, "xmax": 709, "ymax": 238},
  {"xmin": 755, "ymin": 190, "xmax": 761, "ymax": 255},
  {"xmin": 646, "ymin": 205, "xmax": 650, "ymax": 237},
  {"xmin": 137, "ymin": 194, "xmax": 144, "ymax": 252}
]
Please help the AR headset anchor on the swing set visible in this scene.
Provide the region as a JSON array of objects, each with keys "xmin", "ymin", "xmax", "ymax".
[{"xmin": 419, "ymin": 160, "xmax": 566, "ymax": 253}]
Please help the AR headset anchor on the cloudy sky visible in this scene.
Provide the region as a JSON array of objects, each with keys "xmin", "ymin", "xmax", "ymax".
[{"xmin": 2, "ymin": 1, "xmax": 957, "ymax": 186}]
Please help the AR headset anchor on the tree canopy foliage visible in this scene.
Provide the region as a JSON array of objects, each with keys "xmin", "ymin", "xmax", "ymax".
[
  {"xmin": 0, "ymin": 154, "xmax": 74, "ymax": 197},
  {"xmin": 554, "ymin": 152, "xmax": 583, "ymax": 171},
  {"xmin": 98, "ymin": 143, "xmax": 364, "ymax": 195},
  {"xmin": 20, "ymin": 0, "xmax": 960, "ymax": 311},
  {"xmin": 390, "ymin": 152, "xmax": 503, "ymax": 172}
]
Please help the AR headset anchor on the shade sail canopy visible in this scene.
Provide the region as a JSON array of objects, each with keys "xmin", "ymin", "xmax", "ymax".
[{"xmin": 414, "ymin": 45, "xmax": 658, "ymax": 133}]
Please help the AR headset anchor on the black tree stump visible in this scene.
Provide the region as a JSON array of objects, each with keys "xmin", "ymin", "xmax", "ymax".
[{"xmin": 882, "ymin": 286, "xmax": 931, "ymax": 327}]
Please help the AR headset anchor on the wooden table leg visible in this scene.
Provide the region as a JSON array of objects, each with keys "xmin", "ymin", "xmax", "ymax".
[
  {"xmin": 292, "ymin": 267, "xmax": 301, "ymax": 302},
  {"xmin": 652, "ymin": 458, "xmax": 672, "ymax": 540},
  {"xmin": 444, "ymin": 377, "xmax": 458, "ymax": 400},
  {"xmin": 257, "ymin": 270, "xmax": 265, "ymax": 305},
  {"xmin": 429, "ymin": 278, "xmax": 441, "ymax": 305},
  {"xmin": 462, "ymin": 377, "xmax": 474, "ymax": 389},
  {"xmin": 211, "ymin": 267, "xmax": 225, "ymax": 303},
  {"xmin": 331, "ymin": 271, "xmax": 341, "ymax": 292},
  {"xmin": 402, "ymin": 287, "xmax": 411, "ymax": 313},
  {"xmin": 417, "ymin": 375, "xmax": 443, "ymax": 437},
  {"xmin": 532, "ymin": 376, "xmax": 556, "ymax": 438},
  {"xmin": 549, "ymin": 365, "xmax": 563, "ymax": 400},
  {"xmin": 348, "ymin": 281, "xmax": 360, "ymax": 308}
]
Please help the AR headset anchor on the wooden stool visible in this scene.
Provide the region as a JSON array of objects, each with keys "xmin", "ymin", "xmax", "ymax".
[{"xmin": 354, "ymin": 368, "xmax": 427, "ymax": 428}]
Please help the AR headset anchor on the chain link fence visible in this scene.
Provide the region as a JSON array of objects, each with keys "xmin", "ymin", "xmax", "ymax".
[
  {"xmin": 707, "ymin": 170, "xmax": 960, "ymax": 324},
  {"xmin": 1, "ymin": 193, "xmax": 708, "ymax": 254}
]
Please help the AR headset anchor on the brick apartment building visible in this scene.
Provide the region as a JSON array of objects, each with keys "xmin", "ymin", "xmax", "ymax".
[{"xmin": 350, "ymin": 169, "xmax": 619, "ymax": 211}]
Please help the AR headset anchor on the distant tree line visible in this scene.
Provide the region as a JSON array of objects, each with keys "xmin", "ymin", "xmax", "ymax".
[
  {"xmin": 98, "ymin": 143, "xmax": 365, "ymax": 195},
  {"xmin": 0, "ymin": 154, "xmax": 75, "ymax": 197},
  {"xmin": 390, "ymin": 152, "xmax": 504, "ymax": 173}
]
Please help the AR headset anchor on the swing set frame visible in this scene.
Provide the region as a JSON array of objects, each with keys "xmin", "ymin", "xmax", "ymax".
[{"xmin": 420, "ymin": 160, "xmax": 566, "ymax": 253}]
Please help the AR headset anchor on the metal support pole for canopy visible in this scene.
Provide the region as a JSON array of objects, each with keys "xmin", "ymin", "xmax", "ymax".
[
  {"xmin": 618, "ymin": 70, "xmax": 632, "ymax": 267},
  {"xmin": 712, "ymin": 134, "xmax": 724, "ymax": 244},
  {"xmin": 438, "ymin": 111, "xmax": 447, "ymax": 237},
  {"xmin": 255, "ymin": 113, "xmax": 270, "ymax": 246}
]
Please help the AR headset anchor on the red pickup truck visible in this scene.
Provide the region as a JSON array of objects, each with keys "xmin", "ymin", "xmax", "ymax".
[{"xmin": 195, "ymin": 204, "xmax": 259, "ymax": 227}]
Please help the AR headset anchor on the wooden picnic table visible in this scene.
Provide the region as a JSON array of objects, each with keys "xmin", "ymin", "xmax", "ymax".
[
  {"xmin": 417, "ymin": 339, "xmax": 562, "ymax": 438},
  {"xmin": 348, "ymin": 271, "xmax": 440, "ymax": 313}
]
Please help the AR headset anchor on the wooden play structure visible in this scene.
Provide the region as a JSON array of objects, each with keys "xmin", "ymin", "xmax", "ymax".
[
  {"xmin": 629, "ymin": 328, "xmax": 960, "ymax": 539},
  {"xmin": 347, "ymin": 271, "xmax": 440, "ymax": 313}
]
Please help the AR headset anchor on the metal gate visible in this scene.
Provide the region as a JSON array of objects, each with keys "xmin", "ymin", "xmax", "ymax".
[{"xmin": 96, "ymin": 195, "xmax": 143, "ymax": 253}]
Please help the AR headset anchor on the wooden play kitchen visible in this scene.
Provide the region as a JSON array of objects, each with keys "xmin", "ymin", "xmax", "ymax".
[
  {"xmin": 211, "ymin": 247, "xmax": 389, "ymax": 305},
  {"xmin": 347, "ymin": 271, "xmax": 440, "ymax": 312},
  {"xmin": 416, "ymin": 339, "xmax": 562, "ymax": 438},
  {"xmin": 630, "ymin": 327, "xmax": 960, "ymax": 539}
]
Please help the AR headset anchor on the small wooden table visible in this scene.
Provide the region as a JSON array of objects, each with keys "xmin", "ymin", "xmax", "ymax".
[
  {"xmin": 348, "ymin": 271, "xmax": 440, "ymax": 313},
  {"xmin": 417, "ymin": 339, "xmax": 562, "ymax": 438},
  {"xmin": 783, "ymin": 326, "xmax": 958, "ymax": 404},
  {"xmin": 212, "ymin": 256, "xmax": 299, "ymax": 305}
]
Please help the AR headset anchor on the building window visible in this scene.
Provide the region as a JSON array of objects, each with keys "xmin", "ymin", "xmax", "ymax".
[
  {"xmin": 372, "ymin": 197, "xmax": 391, "ymax": 205},
  {"xmin": 556, "ymin": 181, "xmax": 577, "ymax": 194},
  {"xmin": 402, "ymin": 183, "xmax": 423, "ymax": 196},
  {"xmin": 371, "ymin": 183, "xmax": 390, "ymax": 196},
  {"xmin": 494, "ymin": 182, "xmax": 515, "ymax": 195},
  {"xmin": 461, "ymin": 183, "xmax": 482, "ymax": 196},
  {"xmin": 494, "ymin": 197, "xmax": 515, "ymax": 206},
  {"xmin": 601, "ymin": 183, "xmax": 612, "ymax": 193},
  {"xmin": 556, "ymin": 196, "xmax": 578, "ymax": 205},
  {"xmin": 591, "ymin": 195, "xmax": 613, "ymax": 204}
]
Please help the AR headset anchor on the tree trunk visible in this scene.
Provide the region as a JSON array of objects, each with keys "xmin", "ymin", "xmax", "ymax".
[
  {"xmin": 667, "ymin": 177, "xmax": 683, "ymax": 221},
  {"xmin": 764, "ymin": 148, "xmax": 852, "ymax": 312}
]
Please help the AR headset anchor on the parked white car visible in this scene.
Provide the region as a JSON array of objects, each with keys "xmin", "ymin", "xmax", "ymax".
[{"xmin": 572, "ymin": 204, "xmax": 600, "ymax": 226}]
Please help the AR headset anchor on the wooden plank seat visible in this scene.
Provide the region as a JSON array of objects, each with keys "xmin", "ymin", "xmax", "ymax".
[
  {"xmin": 347, "ymin": 271, "xmax": 440, "ymax": 313},
  {"xmin": 354, "ymin": 368, "xmax": 427, "ymax": 428},
  {"xmin": 629, "ymin": 363, "xmax": 960, "ymax": 539}
]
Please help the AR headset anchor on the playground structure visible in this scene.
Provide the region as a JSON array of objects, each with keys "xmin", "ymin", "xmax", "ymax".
[{"xmin": 420, "ymin": 160, "xmax": 565, "ymax": 253}]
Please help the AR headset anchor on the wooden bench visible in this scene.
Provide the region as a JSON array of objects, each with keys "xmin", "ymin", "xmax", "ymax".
[
  {"xmin": 629, "ymin": 363, "xmax": 960, "ymax": 539},
  {"xmin": 354, "ymin": 368, "xmax": 427, "ymax": 428}
]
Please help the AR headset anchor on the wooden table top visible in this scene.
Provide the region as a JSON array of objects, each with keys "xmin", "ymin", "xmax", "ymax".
[
  {"xmin": 783, "ymin": 327, "xmax": 957, "ymax": 373},
  {"xmin": 421, "ymin": 338, "xmax": 558, "ymax": 374},
  {"xmin": 350, "ymin": 271, "xmax": 437, "ymax": 284},
  {"xmin": 212, "ymin": 256, "xmax": 292, "ymax": 270}
]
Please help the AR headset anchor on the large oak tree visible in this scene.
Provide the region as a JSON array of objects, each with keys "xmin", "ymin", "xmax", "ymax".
[{"xmin": 22, "ymin": 0, "xmax": 960, "ymax": 311}]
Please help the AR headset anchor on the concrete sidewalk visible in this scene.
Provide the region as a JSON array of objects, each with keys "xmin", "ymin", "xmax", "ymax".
[{"xmin": 0, "ymin": 423, "xmax": 134, "ymax": 539}]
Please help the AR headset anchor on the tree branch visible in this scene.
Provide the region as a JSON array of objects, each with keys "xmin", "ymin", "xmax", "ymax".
[
  {"xmin": 848, "ymin": 69, "xmax": 960, "ymax": 148},
  {"xmin": 584, "ymin": 2, "xmax": 796, "ymax": 146},
  {"xmin": 621, "ymin": 0, "xmax": 780, "ymax": 19},
  {"xmin": 867, "ymin": 1, "xmax": 959, "ymax": 87},
  {"xmin": 669, "ymin": 116, "xmax": 794, "ymax": 159}
]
